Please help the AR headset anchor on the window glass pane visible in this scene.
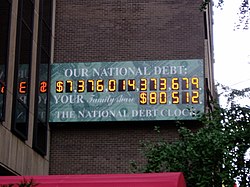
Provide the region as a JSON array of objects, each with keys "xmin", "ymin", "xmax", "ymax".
[
  {"xmin": 42, "ymin": 22, "xmax": 51, "ymax": 54},
  {"xmin": 0, "ymin": 0, "xmax": 11, "ymax": 120},
  {"xmin": 19, "ymin": 24, "xmax": 32, "ymax": 65},
  {"xmin": 33, "ymin": 0, "xmax": 52, "ymax": 155},
  {"xmin": 38, "ymin": 50, "xmax": 49, "ymax": 123},
  {"xmin": 12, "ymin": 0, "xmax": 33, "ymax": 140},
  {"xmin": 43, "ymin": 0, "xmax": 52, "ymax": 28},
  {"xmin": 36, "ymin": 122, "xmax": 47, "ymax": 150},
  {"xmin": 16, "ymin": 64, "xmax": 29, "ymax": 123},
  {"xmin": 22, "ymin": 0, "xmax": 34, "ymax": 29},
  {"xmin": 16, "ymin": 24, "xmax": 32, "ymax": 124},
  {"xmin": 15, "ymin": 103, "xmax": 28, "ymax": 127}
]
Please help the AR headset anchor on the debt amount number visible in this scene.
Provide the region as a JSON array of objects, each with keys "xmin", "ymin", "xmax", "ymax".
[
  {"xmin": 55, "ymin": 79, "xmax": 136, "ymax": 93},
  {"xmin": 139, "ymin": 91, "xmax": 200, "ymax": 105}
]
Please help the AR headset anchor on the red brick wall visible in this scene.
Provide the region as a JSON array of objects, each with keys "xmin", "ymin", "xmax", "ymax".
[
  {"xmin": 49, "ymin": 122, "xmax": 202, "ymax": 174},
  {"xmin": 54, "ymin": 0, "xmax": 204, "ymax": 62},
  {"xmin": 50, "ymin": 0, "xmax": 205, "ymax": 174}
]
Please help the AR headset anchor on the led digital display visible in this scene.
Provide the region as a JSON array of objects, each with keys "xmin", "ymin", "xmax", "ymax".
[
  {"xmin": 49, "ymin": 60, "xmax": 205, "ymax": 122},
  {"xmin": 53, "ymin": 77, "xmax": 200, "ymax": 105},
  {"xmin": 0, "ymin": 81, "xmax": 48, "ymax": 94},
  {"xmin": 0, "ymin": 64, "xmax": 48, "ymax": 123}
]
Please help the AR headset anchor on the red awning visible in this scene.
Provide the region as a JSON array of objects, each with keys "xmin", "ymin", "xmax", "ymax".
[{"xmin": 0, "ymin": 173, "xmax": 186, "ymax": 187}]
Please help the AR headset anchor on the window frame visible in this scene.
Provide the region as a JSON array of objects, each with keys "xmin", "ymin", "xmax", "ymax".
[
  {"xmin": 33, "ymin": 0, "xmax": 53, "ymax": 155},
  {"xmin": 11, "ymin": 0, "xmax": 34, "ymax": 140},
  {"xmin": 0, "ymin": 0, "xmax": 12, "ymax": 122}
]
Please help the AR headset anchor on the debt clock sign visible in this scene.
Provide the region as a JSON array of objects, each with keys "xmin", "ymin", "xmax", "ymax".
[{"xmin": 49, "ymin": 59, "xmax": 204, "ymax": 122}]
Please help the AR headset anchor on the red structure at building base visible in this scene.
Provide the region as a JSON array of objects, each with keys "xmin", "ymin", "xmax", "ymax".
[{"xmin": 0, "ymin": 173, "xmax": 186, "ymax": 187}]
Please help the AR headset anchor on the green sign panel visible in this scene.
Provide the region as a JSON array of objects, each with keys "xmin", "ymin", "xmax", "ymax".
[{"xmin": 49, "ymin": 59, "xmax": 204, "ymax": 122}]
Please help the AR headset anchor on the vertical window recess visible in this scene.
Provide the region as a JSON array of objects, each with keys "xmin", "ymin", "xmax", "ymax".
[
  {"xmin": 33, "ymin": 0, "xmax": 53, "ymax": 155},
  {"xmin": 0, "ymin": 0, "xmax": 11, "ymax": 122},
  {"xmin": 12, "ymin": 0, "xmax": 34, "ymax": 140}
]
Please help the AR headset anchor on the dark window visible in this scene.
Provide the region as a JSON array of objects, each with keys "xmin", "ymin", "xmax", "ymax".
[
  {"xmin": 0, "ymin": 0, "xmax": 11, "ymax": 121},
  {"xmin": 204, "ymin": 12, "xmax": 208, "ymax": 40},
  {"xmin": 33, "ymin": 0, "xmax": 53, "ymax": 155},
  {"xmin": 12, "ymin": 0, "xmax": 34, "ymax": 140}
]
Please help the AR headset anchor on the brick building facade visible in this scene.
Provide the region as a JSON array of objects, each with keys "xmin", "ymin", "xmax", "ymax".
[
  {"xmin": 54, "ymin": 0, "xmax": 206, "ymax": 62},
  {"xmin": 0, "ymin": 0, "xmax": 214, "ymax": 175},
  {"xmin": 49, "ymin": 0, "xmax": 214, "ymax": 174}
]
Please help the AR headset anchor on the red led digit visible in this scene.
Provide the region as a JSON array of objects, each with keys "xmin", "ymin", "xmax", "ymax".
[
  {"xmin": 0, "ymin": 86, "xmax": 4, "ymax": 94},
  {"xmin": 19, "ymin": 81, "xmax": 27, "ymax": 94},
  {"xmin": 0, "ymin": 81, "xmax": 5, "ymax": 94},
  {"xmin": 40, "ymin": 81, "xmax": 47, "ymax": 93}
]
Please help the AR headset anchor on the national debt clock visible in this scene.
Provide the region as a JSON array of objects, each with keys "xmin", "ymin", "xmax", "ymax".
[{"xmin": 49, "ymin": 59, "xmax": 204, "ymax": 122}]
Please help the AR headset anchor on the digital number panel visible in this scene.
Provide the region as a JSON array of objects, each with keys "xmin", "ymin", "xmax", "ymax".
[
  {"xmin": 0, "ymin": 81, "xmax": 48, "ymax": 94},
  {"xmin": 54, "ymin": 77, "xmax": 201, "ymax": 105},
  {"xmin": 0, "ymin": 78, "xmax": 201, "ymax": 104}
]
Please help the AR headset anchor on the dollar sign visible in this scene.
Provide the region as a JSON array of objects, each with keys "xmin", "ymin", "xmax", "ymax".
[
  {"xmin": 140, "ymin": 92, "xmax": 147, "ymax": 105},
  {"xmin": 40, "ymin": 81, "xmax": 47, "ymax": 93},
  {"xmin": 56, "ymin": 81, "xmax": 64, "ymax": 93}
]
